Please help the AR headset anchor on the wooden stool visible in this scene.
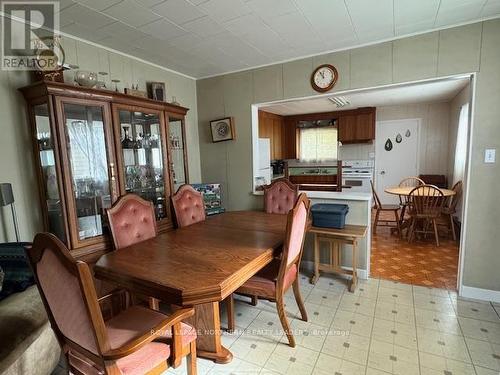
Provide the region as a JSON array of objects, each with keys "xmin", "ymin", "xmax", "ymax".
[{"xmin": 309, "ymin": 224, "xmax": 368, "ymax": 292}]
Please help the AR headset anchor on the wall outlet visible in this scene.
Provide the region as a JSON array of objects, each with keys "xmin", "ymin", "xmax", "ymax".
[
  {"xmin": 368, "ymin": 152, "xmax": 375, "ymax": 159},
  {"xmin": 484, "ymin": 149, "xmax": 496, "ymax": 163}
]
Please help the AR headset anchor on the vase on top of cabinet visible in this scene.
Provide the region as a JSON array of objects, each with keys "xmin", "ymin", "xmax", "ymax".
[{"xmin": 20, "ymin": 81, "xmax": 190, "ymax": 260}]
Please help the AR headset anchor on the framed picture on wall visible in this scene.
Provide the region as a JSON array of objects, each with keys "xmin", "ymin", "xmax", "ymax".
[
  {"xmin": 210, "ymin": 117, "xmax": 235, "ymax": 142},
  {"xmin": 148, "ymin": 82, "xmax": 166, "ymax": 101}
]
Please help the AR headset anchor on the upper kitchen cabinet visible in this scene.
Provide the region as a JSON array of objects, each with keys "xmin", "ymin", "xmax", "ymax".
[
  {"xmin": 258, "ymin": 110, "xmax": 285, "ymax": 160},
  {"xmin": 338, "ymin": 107, "xmax": 376, "ymax": 144},
  {"xmin": 20, "ymin": 81, "xmax": 189, "ymax": 260}
]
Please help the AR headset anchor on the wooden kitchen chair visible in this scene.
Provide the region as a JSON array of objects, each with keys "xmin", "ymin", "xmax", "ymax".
[
  {"xmin": 107, "ymin": 194, "xmax": 160, "ymax": 310},
  {"xmin": 26, "ymin": 233, "xmax": 198, "ymax": 375},
  {"xmin": 229, "ymin": 193, "xmax": 311, "ymax": 347},
  {"xmin": 370, "ymin": 180, "xmax": 401, "ymax": 237},
  {"xmin": 398, "ymin": 177, "xmax": 424, "ymax": 222},
  {"xmin": 407, "ymin": 185, "xmax": 445, "ymax": 246},
  {"xmin": 441, "ymin": 180, "xmax": 463, "ymax": 240}
]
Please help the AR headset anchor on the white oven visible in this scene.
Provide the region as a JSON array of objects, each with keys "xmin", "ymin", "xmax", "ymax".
[{"xmin": 342, "ymin": 160, "xmax": 374, "ymax": 193}]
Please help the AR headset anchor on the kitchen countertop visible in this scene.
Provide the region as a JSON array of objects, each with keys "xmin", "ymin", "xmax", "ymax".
[{"xmin": 252, "ymin": 190, "xmax": 372, "ymax": 201}]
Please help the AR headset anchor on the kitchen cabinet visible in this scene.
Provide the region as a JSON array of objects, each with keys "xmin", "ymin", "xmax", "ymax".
[
  {"xmin": 20, "ymin": 81, "xmax": 190, "ymax": 260},
  {"xmin": 258, "ymin": 110, "xmax": 285, "ymax": 160},
  {"xmin": 338, "ymin": 108, "xmax": 375, "ymax": 143}
]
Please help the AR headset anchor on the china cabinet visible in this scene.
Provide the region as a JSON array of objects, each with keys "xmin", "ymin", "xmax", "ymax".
[{"xmin": 20, "ymin": 81, "xmax": 189, "ymax": 259}]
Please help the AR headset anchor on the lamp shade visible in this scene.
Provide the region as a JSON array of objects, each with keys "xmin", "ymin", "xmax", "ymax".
[{"xmin": 0, "ymin": 183, "xmax": 14, "ymax": 207}]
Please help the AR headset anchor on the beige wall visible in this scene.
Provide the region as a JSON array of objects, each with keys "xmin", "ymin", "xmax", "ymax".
[
  {"xmin": 0, "ymin": 22, "xmax": 201, "ymax": 243},
  {"xmin": 197, "ymin": 20, "xmax": 500, "ymax": 291},
  {"xmin": 340, "ymin": 102, "xmax": 452, "ymax": 177}
]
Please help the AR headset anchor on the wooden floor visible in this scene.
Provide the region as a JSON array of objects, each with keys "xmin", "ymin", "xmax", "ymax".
[{"xmin": 371, "ymin": 210, "xmax": 460, "ymax": 290}]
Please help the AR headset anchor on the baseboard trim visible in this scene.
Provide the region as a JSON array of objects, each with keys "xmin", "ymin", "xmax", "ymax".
[
  {"xmin": 300, "ymin": 260, "xmax": 368, "ymax": 280},
  {"xmin": 461, "ymin": 285, "xmax": 500, "ymax": 303}
]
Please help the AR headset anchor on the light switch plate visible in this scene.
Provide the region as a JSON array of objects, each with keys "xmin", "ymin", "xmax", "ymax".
[{"xmin": 484, "ymin": 149, "xmax": 496, "ymax": 163}]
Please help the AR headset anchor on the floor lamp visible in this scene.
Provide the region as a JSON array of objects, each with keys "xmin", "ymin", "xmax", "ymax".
[{"xmin": 0, "ymin": 183, "xmax": 20, "ymax": 242}]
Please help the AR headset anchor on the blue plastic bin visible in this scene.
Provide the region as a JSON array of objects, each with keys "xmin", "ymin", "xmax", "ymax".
[{"xmin": 311, "ymin": 203, "xmax": 349, "ymax": 229}]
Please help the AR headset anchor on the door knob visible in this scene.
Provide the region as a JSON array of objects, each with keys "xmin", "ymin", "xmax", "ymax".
[{"xmin": 380, "ymin": 170, "xmax": 386, "ymax": 175}]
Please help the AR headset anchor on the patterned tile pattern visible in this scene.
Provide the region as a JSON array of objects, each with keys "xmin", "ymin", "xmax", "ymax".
[
  {"xmin": 52, "ymin": 272, "xmax": 500, "ymax": 375},
  {"xmin": 371, "ymin": 210, "xmax": 460, "ymax": 289}
]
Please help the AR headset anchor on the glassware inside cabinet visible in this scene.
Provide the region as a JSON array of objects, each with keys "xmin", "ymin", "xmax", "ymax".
[
  {"xmin": 168, "ymin": 116, "xmax": 186, "ymax": 192},
  {"xmin": 63, "ymin": 103, "xmax": 112, "ymax": 241},
  {"xmin": 34, "ymin": 103, "xmax": 66, "ymax": 242},
  {"xmin": 118, "ymin": 110, "xmax": 167, "ymax": 220}
]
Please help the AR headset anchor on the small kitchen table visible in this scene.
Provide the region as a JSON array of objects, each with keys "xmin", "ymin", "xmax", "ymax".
[{"xmin": 309, "ymin": 224, "xmax": 368, "ymax": 292}]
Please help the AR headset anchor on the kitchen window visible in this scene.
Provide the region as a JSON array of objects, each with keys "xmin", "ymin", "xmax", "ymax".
[{"xmin": 299, "ymin": 126, "xmax": 338, "ymax": 162}]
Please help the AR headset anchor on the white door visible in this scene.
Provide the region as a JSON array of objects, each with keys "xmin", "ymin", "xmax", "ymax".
[{"xmin": 375, "ymin": 119, "xmax": 420, "ymax": 204}]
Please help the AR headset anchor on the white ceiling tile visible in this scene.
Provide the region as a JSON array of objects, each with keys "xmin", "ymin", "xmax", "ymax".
[
  {"xmin": 134, "ymin": 0, "xmax": 165, "ymax": 8},
  {"xmin": 58, "ymin": 0, "xmax": 77, "ymax": 11},
  {"xmin": 481, "ymin": 0, "xmax": 500, "ymax": 16},
  {"xmin": 295, "ymin": 0, "xmax": 357, "ymax": 44},
  {"xmin": 152, "ymin": 0, "xmax": 206, "ymax": 24},
  {"xmin": 60, "ymin": 3, "xmax": 117, "ymax": 28},
  {"xmin": 198, "ymin": 0, "xmax": 252, "ymax": 23},
  {"xmin": 97, "ymin": 21, "xmax": 148, "ymax": 42},
  {"xmin": 222, "ymin": 13, "xmax": 266, "ymax": 36},
  {"xmin": 345, "ymin": 0, "xmax": 394, "ymax": 40},
  {"xmin": 435, "ymin": 0, "xmax": 485, "ymax": 26},
  {"xmin": 61, "ymin": 22, "xmax": 110, "ymax": 42},
  {"xmin": 181, "ymin": 16, "xmax": 225, "ymax": 37},
  {"xmin": 204, "ymin": 33, "xmax": 268, "ymax": 65},
  {"xmin": 394, "ymin": 0, "xmax": 440, "ymax": 34},
  {"xmin": 76, "ymin": 0, "xmax": 122, "ymax": 12},
  {"xmin": 240, "ymin": 26, "xmax": 291, "ymax": 57},
  {"xmin": 245, "ymin": 0, "xmax": 298, "ymax": 21},
  {"xmin": 103, "ymin": 0, "xmax": 160, "ymax": 27},
  {"xmin": 168, "ymin": 33, "xmax": 203, "ymax": 50},
  {"xmin": 138, "ymin": 18, "xmax": 187, "ymax": 40},
  {"xmin": 266, "ymin": 11, "xmax": 324, "ymax": 49}
]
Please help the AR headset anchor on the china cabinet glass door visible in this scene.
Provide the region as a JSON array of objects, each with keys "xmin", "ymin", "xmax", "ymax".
[
  {"xmin": 58, "ymin": 99, "xmax": 117, "ymax": 246},
  {"xmin": 167, "ymin": 115, "xmax": 188, "ymax": 192},
  {"xmin": 115, "ymin": 108, "xmax": 171, "ymax": 225},
  {"xmin": 33, "ymin": 103, "xmax": 67, "ymax": 242}
]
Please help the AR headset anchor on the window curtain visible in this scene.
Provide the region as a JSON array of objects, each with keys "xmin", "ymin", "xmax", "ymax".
[
  {"xmin": 452, "ymin": 103, "xmax": 469, "ymax": 219},
  {"xmin": 299, "ymin": 127, "xmax": 338, "ymax": 162}
]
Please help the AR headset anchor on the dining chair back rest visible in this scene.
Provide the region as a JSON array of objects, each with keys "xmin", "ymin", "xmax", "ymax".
[
  {"xmin": 278, "ymin": 194, "xmax": 311, "ymax": 285},
  {"xmin": 398, "ymin": 177, "xmax": 425, "ymax": 205},
  {"xmin": 26, "ymin": 233, "xmax": 109, "ymax": 363},
  {"xmin": 448, "ymin": 181, "xmax": 463, "ymax": 212},
  {"xmin": 107, "ymin": 194, "xmax": 157, "ymax": 249},
  {"xmin": 172, "ymin": 184, "xmax": 206, "ymax": 228},
  {"xmin": 263, "ymin": 178, "xmax": 298, "ymax": 214},
  {"xmin": 370, "ymin": 180, "xmax": 382, "ymax": 209},
  {"xmin": 398, "ymin": 177, "xmax": 425, "ymax": 187},
  {"xmin": 409, "ymin": 185, "xmax": 444, "ymax": 217}
]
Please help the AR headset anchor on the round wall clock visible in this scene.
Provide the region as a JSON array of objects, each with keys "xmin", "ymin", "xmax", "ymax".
[{"xmin": 311, "ymin": 64, "xmax": 338, "ymax": 92}]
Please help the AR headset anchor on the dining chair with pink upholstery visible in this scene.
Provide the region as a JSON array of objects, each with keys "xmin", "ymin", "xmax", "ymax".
[
  {"xmin": 228, "ymin": 193, "xmax": 311, "ymax": 347},
  {"xmin": 263, "ymin": 178, "xmax": 298, "ymax": 215},
  {"xmin": 172, "ymin": 184, "xmax": 206, "ymax": 228},
  {"xmin": 107, "ymin": 194, "xmax": 160, "ymax": 310},
  {"xmin": 25, "ymin": 232, "xmax": 198, "ymax": 375}
]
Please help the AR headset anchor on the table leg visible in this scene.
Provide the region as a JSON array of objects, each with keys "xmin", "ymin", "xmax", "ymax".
[
  {"xmin": 311, "ymin": 233, "xmax": 320, "ymax": 284},
  {"xmin": 349, "ymin": 239, "xmax": 358, "ymax": 293},
  {"xmin": 187, "ymin": 301, "xmax": 233, "ymax": 363}
]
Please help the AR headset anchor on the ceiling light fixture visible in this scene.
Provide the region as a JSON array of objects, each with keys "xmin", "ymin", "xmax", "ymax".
[{"xmin": 328, "ymin": 96, "xmax": 350, "ymax": 108}]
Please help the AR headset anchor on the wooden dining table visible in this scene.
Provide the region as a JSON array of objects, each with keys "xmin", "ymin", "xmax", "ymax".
[
  {"xmin": 94, "ymin": 211, "xmax": 288, "ymax": 364},
  {"xmin": 385, "ymin": 186, "xmax": 456, "ymax": 197}
]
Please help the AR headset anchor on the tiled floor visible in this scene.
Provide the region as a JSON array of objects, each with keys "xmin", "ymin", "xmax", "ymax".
[
  {"xmin": 159, "ymin": 273, "xmax": 500, "ymax": 375},
  {"xmin": 52, "ymin": 273, "xmax": 500, "ymax": 375},
  {"xmin": 371, "ymin": 210, "xmax": 460, "ymax": 289}
]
